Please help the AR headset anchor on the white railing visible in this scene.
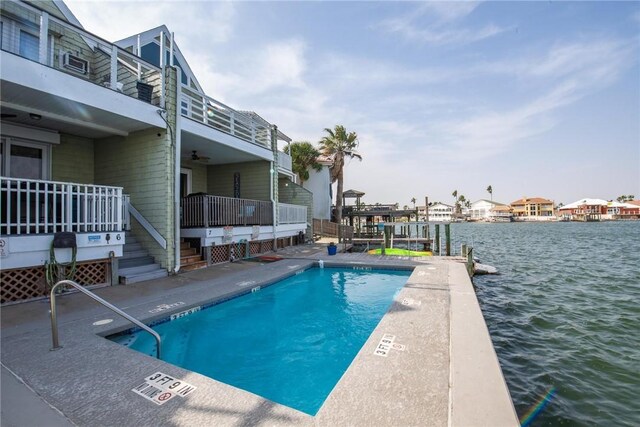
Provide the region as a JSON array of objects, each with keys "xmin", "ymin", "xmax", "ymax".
[
  {"xmin": 0, "ymin": 0, "xmax": 162, "ymax": 105},
  {"xmin": 279, "ymin": 203, "xmax": 307, "ymax": 224},
  {"xmin": 180, "ymin": 85, "xmax": 272, "ymax": 148},
  {"xmin": 277, "ymin": 151, "xmax": 292, "ymax": 172},
  {"xmin": 1, "ymin": 177, "xmax": 123, "ymax": 235}
]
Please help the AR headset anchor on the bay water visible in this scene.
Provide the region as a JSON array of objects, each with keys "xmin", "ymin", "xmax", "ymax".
[{"xmin": 450, "ymin": 221, "xmax": 639, "ymax": 426}]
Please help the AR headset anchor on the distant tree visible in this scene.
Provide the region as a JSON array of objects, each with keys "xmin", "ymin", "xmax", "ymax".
[
  {"xmin": 456, "ymin": 194, "xmax": 466, "ymax": 215},
  {"xmin": 283, "ymin": 141, "xmax": 322, "ymax": 184},
  {"xmin": 411, "ymin": 197, "xmax": 416, "ymax": 209},
  {"xmin": 616, "ymin": 195, "xmax": 635, "ymax": 202},
  {"xmin": 487, "ymin": 185, "xmax": 493, "ymax": 201},
  {"xmin": 465, "ymin": 200, "xmax": 471, "ymax": 209},
  {"xmin": 319, "ymin": 125, "xmax": 361, "ymax": 238},
  {"xmin": 403, "ymin": 205, "xmax": 408, "ymax": 210}
]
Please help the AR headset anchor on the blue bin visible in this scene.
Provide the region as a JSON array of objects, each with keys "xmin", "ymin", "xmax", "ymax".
[{"xmin": 327, "ymin": 245, "xmax": 337, "ymax": 255}]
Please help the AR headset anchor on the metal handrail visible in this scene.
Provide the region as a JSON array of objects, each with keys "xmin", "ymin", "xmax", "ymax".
[{"xmin": 49, "ymin": 280, "xmax": 162, "ymax": 359}]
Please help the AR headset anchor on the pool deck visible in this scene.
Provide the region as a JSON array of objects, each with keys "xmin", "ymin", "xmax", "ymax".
[{"xmin": 1, "ymin": 244, "xmax": 518, "ymax": 426}]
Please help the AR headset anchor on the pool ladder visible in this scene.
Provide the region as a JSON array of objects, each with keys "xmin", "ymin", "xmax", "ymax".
[{"xmin": 49, "ymin": 280, "xmax": 162, "ymax": 359}]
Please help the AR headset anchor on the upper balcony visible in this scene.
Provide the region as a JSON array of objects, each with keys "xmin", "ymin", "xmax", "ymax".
[{"xmin": 0, "ymin": 0, "xmax": 166, "ymax": 134}]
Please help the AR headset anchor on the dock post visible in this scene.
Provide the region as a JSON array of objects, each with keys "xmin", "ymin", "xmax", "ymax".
[
  {"xmin": 445, "ymin": 224, "xmax": 451, "ymax": 256},
  {"xmin": 435, "ymin": 224, "xmax": 440, "ymax": 255},
  {"xmin": 466, "ymin": 246, "xmax": 474, "ymax": 277},
  {"xmin": 461, "ymin": 244, "xmax": 467, "ymax": 258}
]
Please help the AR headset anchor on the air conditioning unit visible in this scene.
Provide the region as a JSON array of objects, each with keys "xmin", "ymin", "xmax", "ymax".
[{"xmin": 61, "ymin": 52, "xmax": 89, "ymax": 74}]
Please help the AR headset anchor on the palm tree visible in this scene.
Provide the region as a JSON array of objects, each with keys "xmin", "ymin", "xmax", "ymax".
[
  {"xmin": 411, "ymin": 197, "xmax": 416, "ymax": 209},
  {"xmin": 283, "ymin": 141, "xmax": 322, "ymax": 184},
  {"xmin": 457, "ymin": 194, "xmax": 466, "ymax": 215},
  {"xmin": 319, "ymin": 125, "xmax": 361, "ymax": 239},
  {"xmin": 487, "ymin": 185, "xmax": 493, "ymax": 201}
]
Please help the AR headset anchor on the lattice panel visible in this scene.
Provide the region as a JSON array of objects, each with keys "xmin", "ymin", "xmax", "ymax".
[
  {"xmin": 73, "ymin": 261, "xmax": 109, "ymax": 285},
  {"xmin": 249, "ymin": 242, "xmax": 261, "ymax": 255},
  {"xmin": 230, "ymin": 243, "xmax": 246, "ymax": 259},
  {"xmin": 1, "ymin": 267, "xmax": 46, "ymax": 304},
  {"xmin": 261, "ymin": 240, "xmax": 273, "ymax": 252},
  {"xmin": 210, "ymin": 245, "xmax": 230, "ymax": 264},
  {"xmin": 0, "ymin": 260, "xmax": 109, "ymax": 304}
]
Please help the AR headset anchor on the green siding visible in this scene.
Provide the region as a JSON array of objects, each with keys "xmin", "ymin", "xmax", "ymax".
[
  {"xmin": 25, "ymin": 0, "xmax": 69, "ymax": 21},
  {"xmin": 207, "ymin": 161, "xmax": 271, "ymax": 201},
  {"xmin": 185, "ymin": 162, "xmax": 207, "ymax": 194},
  {"xmin": 51, "ymin": 134, "xmax": 94, "ymax": 184},
  {"xmin": 93, "ymin": 67, "xmax": 178, "ymax": 271},
  {"xmin": 278, "ymin": 178, "xmax": 313, "ymax": 235}
]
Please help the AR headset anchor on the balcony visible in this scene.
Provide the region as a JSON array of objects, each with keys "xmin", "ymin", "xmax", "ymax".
[
  {"xmin": 1, "ymin": 1, "xmax": 167, "ymax": 138},
  {"xmin": 1, "ymin": 177, "xmax": 123, "ymax": 235}
]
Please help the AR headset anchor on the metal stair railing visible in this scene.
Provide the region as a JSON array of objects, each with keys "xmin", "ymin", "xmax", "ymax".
[{"xmin": 49, "ymin": 280, "xmax": 162, "ymax": 359}]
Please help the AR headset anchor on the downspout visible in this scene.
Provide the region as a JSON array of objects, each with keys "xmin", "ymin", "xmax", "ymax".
[
  {"xmin": 271, "ymin": 125, "xmax": 278, "ymax": 251},
  {"xmin": 172, "ymin": 42, "xmax": 181, "ymax": 273}
]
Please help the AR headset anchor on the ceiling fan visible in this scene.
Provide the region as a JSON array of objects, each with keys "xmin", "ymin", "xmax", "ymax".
[{"xmin": 187, "ymin": 150, "xmax": 210, "ymax": 163}]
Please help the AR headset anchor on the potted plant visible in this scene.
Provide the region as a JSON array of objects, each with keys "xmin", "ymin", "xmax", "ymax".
[{"xmin": 327, "ymin": 242, "xmax": 337, "ymax": 256}]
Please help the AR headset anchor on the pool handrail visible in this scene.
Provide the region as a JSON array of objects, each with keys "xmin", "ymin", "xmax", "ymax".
[{"xmin": 49, "ymin": 280, "xmax": 162, "ymax": 359}]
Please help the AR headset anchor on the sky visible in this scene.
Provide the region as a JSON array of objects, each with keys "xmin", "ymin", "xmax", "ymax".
[{"xmin": 66, "ymin": 0, "xmax": 640, "ymax": 206}]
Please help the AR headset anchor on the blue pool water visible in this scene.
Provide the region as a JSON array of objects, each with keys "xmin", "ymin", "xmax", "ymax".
[{"xmin": 110, "ymin": 267, "xmax": 411, "ymax": 415}]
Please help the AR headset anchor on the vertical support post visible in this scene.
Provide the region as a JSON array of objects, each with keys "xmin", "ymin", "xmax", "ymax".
[
  {"xmin": 467, "ymin": 246, "xmax": 474, "ymax": 277},
  {"xmin": 435, "ymin": 224, "xmax": 440, "ymax": 255},
  {"xmin": 39, "ymin": 12, "xmax": 49, "ymax": 65},
  {"xmin": 159, "ymin": 31, "xmax": 165, "ymax": 108},
  {"xmin": 461, "ymin": 244, "xmax": 467, "ymax": 258},
  {"xmin": 230, "ymin": 111, "xmax": 235, "ymax": 135},
  {"xmin": 445, "ymin": 223, "xmax": 451, "ymax": 256},
  {"xmin": 136, "ymin": 35, "xmax": 142, "ymax": 80},
  {"xmin": 65, "ymin": 184, "xmax": 73, "ymax": 232},
  {"xmin": 110, "ymin": 45, "xmax": 118, "ymax": 90}
]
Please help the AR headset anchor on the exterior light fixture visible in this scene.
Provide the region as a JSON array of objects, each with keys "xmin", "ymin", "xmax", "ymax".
[{"xmin": 29, "ymin": 113, "xmax": 41, "ymax": 120}]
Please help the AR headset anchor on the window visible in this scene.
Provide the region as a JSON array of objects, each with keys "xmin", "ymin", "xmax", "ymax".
[
  {"xmin": 19, "ymin": 30, "xmax": 39, "ymax": 61},
  {"xmin": 1, "ymin": 138, "xmax": 50, "ymax": 180}
]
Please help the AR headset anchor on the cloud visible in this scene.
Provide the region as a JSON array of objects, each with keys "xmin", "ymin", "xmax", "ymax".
[{"xmin": 377, "ymin": 2, "xmax": 508, "ymax": 46}]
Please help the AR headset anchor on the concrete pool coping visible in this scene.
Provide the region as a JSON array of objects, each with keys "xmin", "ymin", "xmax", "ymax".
[{"xmin": 1, "ymin": 255, "xmax": 518, "ymax": 426}]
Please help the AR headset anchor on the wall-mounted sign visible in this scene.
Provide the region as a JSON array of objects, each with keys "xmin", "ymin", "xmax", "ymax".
[
  {"xmin": 88, "ymin": 235, "xmax": 101, "ymax": 244},
  {"xmin": 0, "ymin": 238, "xmax": 8, "ymax": 257},
  {"xmin": 251, "ymin": 225, "xmax": 260, "ymax": 240},
  {"xmin": 233, "ymin": 172, "xmax": 241, "ymax": 198},
  {"xmin": 222, "ymin": 226, "xmax": 233, "ymax": 243}
]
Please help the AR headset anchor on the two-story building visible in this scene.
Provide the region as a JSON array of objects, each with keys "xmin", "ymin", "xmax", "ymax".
[
  {"xmin": 1, "ymin": 0, "xmax": 308, "ymax": 305},
  {"xmin": 510, "ymin": 197, "xmax": 555, "ymax": 220}
]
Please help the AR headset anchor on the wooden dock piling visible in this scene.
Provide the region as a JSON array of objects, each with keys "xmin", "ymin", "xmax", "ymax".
[{"xmin": 445, "ymin": 224, "xmax": 451, "ymax": 256}]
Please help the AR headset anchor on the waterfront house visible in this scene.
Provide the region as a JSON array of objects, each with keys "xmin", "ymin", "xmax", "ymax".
[
  {"xmin": 468, "ymin": 199, "xmax": 508, "ymax": 221},
  {"xmin": 0, "ymin": 0, "xmax": 307, "ymax": 304},
  {"xmin": 489, "ymin": 205, "xmax": 513, "ymax": 222},
  {"xmin": 510, "ymin": 197, "xmax": 555, "ymax": 221},
  {"xmin": 558, "ymin": 198, "xmax": 640, "ymax": 221},
  {"xmin": 301, "ymin": 153, "xmax": 333, "ymax": 221},
  {"xmin": 420, "ymin": 203, "xmax": 454, "ymax": 222}
]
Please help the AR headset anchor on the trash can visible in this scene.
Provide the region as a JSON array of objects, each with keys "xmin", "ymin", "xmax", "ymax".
[{"xmin": 327, "ymin": 245, "xmax": 337, "ymax": 255}]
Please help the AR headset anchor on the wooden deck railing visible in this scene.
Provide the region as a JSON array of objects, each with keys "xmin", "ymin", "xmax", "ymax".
[
  {"xmin": 181, "ymin": 195, "xmax": 273, "ymax": 227},
  {"xmin": 312, "ymin": 218, "xmax": 354, "ymax": 242},
  {"xmin": 1, "ymin": 177, "xmax": 123, "ymax": 235},
  {"xmin": 279, "ymin": 203, "xmax": 307, "ymax": 224}
]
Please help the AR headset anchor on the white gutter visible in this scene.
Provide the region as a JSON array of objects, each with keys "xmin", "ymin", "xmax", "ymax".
[
  {"xmin": 173, "ymin": 65, "xmax": 182, "ymax": 273},
  {"xmin": 271, "ymin": 125, "xmax": 278, "ymax": 251}
]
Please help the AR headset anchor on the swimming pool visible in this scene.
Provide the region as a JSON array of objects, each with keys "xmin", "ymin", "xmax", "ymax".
[{"xmin": 109, "ymin": 267, "xmax": 411, "ymax": 415}]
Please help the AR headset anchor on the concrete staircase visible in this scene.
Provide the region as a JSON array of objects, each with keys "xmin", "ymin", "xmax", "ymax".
[
  {"xmin": 180, "ymin": 239, "xmax": 208, "ymax": 271},
  {"xmin": 119, "ymin": 232, "xmax": 168, "ymax": 284}
]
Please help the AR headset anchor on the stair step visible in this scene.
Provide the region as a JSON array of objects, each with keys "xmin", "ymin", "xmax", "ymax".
[
  {"xmin": 123, "ymin": 243, "xmax": 143, "ymax": 252},
  {"xmin": 122, "ymin": 250, "xmax": 148, "ymax": 259},
  {"xmin": 181, "ymin": 254, "xmax": 202, "ymax": 264},
  {"xmin": 180, "ymin": 242, "xmax": 191, "ymax": 249},
  {"xmin": 180, "ymin": 248, "xmax": 197, "ymax": 256},
  {"xmin": 119, "ymin": 263, "xmax": 163, "ymax": 276},
  {"xmin": 120, "ymin": 268, "xmax": 168, "ymax": 285},
  {"xmin": 120, "ymin": 256, "xmax": 154, "ymax": 269},
  {"xmin": 180, "ymin": 261, "xmax": 208, "ymax": 272}
]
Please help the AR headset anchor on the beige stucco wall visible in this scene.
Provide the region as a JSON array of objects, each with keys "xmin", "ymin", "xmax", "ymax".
[
  {"xmin": 51, "ymin": 134, "xmax": 94, "ymax": 184},
  {"xmin": 206, "ymin": 161, "xmax": 271, "ymax": 201}
]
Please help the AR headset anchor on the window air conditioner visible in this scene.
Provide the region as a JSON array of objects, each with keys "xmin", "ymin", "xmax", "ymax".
[{"xmin": 62, "ymin": 52, "xmax": 88, "ymax": 74}]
